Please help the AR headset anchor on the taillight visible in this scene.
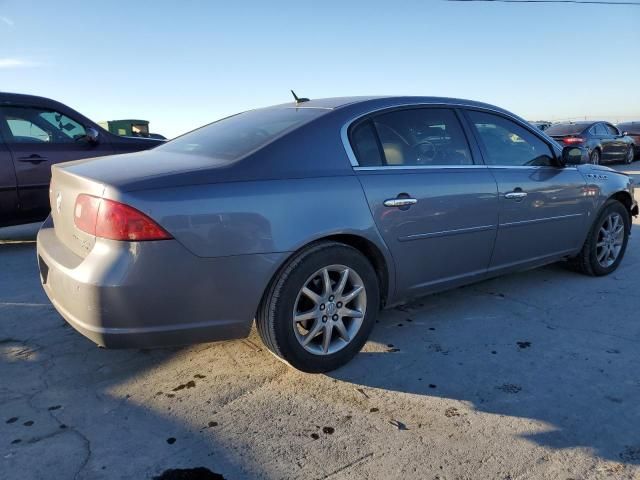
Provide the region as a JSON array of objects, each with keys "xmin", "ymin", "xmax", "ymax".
[
  {"xmin": 74, "ymin": 194, "xmax": 101, "ymax": 235},
  {"xmin": 563, "ymin": 137, "xmax": 585, "ymax": 144},
  {"xmin": 74, "ymin": 194, "xmax": 172, "ymax": 241}
]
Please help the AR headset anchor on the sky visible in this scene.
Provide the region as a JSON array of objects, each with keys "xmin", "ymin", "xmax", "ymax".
[{"xmin": 1, "ymin": 0, "xmax": 639, "ymax": 138}]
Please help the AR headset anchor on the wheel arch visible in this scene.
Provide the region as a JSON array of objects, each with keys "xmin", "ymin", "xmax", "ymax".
[
  {"xmin": 256, "ymin": 234, "xmax": 392, "ymax": 322},
  {"xmin": 607, "ymin": 191, "xmax": 636, "ymax": 228},
  {"xmin": 322, "ymin": 234, "xmax": 390, "ymax": 307}
]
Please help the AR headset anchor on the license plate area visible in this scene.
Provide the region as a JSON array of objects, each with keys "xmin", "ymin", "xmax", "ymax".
[{"xmin": 38, "ymin": 255, "xmax": 49, "ymax": 284}]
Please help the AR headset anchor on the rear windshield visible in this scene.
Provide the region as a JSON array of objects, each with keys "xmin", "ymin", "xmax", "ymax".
[
  {"xmin": 618, "ymin": 123, "xmax": 640, "ymax": 134},
  {"xmin": 158, "ymin": 107, "xmax": 325, "ymax": 160},
  {"xmin": 545, "ymin": 123, "xmax": 587, "ymax": 135}
]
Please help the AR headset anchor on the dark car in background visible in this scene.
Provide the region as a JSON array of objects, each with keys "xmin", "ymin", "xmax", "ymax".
[
  {"xmin": 0, "ymin": 93, "xmax": 164, "ymax": 227},
  {"xmin": 616, "ymin": 121, "xmax": 640, "ymax": 159},
  {"xmin": 529, "ymin": 121, "xmax": 551, "ymax": 131},
  {"xmin": 546, "ymin": 121, "xmax": 635, "ymax": 165}
]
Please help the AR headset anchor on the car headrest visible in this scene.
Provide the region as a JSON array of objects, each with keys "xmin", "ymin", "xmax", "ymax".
[{"xmin": 383, "ymin": 143, "xmax": 404, "ymax": 165}]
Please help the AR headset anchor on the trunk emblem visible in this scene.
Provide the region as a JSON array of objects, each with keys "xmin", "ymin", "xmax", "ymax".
[{"xmin": 56, "ymin": 192, "xmax": 62, "ymax": 213}]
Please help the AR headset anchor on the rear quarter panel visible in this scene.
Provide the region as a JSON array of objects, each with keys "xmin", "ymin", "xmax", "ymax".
[{"xmin": 112, "ymin": 175, "xmax": 397, "ymax": 295}]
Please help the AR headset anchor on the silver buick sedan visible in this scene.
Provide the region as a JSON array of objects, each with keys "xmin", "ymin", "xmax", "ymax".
[{"xmin": 37, "ymin": 96, "xmax": 638, "ymax": 372}]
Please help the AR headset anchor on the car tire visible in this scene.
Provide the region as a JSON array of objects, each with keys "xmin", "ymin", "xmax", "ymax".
[
  {"xmin": 590, "ymin": 149, "xmax": 600, "ymax": 165},
  {"xmin": 625, "ymin": 146, "xmax": 634, "ymax": 164},
  {"xmin": 256, "ymin": 242, "xmax": 380, "ymax": 373},
  {"xmin": 567, "ymin": 200, "xmax": 630, "ymax": 276}
]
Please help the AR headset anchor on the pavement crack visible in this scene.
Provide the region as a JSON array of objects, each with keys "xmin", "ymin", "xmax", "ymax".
[{"xmin": 316, "ymin": 452, "xmax": 374, "ymax": 479}]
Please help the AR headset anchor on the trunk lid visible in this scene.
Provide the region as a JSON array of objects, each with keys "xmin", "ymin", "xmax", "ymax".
[
  {"xmin": 57, "ymin": 150, "xmax": 236, "ymax": 192},
  {"xmin": 50, "ymin": 165, "xmax": 106, "ymax": 258}
]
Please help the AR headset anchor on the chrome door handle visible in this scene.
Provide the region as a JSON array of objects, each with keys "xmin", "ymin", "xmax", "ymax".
[
  {"xmin": 505, "ymin": 191, "xmax": 528, "ymax": 200},
  {"xmin": 384, "ymin": 198, "xmax": 417, "ymax": 208}
]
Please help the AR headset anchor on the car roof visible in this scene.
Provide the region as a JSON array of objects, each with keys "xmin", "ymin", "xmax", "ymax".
[
  {"xmin": 0, "ymin": 91, "xmax": 62, "ymax": 105},
  {"xmin": 0, "ymin": 92, "xmax": 91, "ymax": 120},
  {"xmin": 268, "ymin": 95, "xmax": 517, "ymax": 113}
]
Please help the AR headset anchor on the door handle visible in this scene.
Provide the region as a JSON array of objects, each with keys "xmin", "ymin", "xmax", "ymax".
[
  {"xmin": 18, "ymin": 154, "xmax": 48, "ymax": 164},
  {"xmin": 384, "ymin": 198, "xmax": 418, "ymax": 208},
  {"xmin": 505, "ymin": 191, "xmax": 528, "ymax": 200}
]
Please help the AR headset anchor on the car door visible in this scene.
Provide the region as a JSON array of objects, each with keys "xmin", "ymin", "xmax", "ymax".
[
  {"xmin": 0, "ymin": 105, "xmax": 115, "ymax": 217},
  {"xmin": 464, "ymin": 109, "xmax": 590, "ymax": 274},
  {"xmin": 604, "ymin": 123, "xmax": 626, "ymax": 161},
  {"xmin": 594, "ymin": 123, "xmax": 615, "ymax": 162},
  {"xmin": 0, "ymin": 128, "xmax": 19, "ymax": 225},
  {"xmin": 349, "ymin": 107, "xmax": 499, "ymax": 300}
]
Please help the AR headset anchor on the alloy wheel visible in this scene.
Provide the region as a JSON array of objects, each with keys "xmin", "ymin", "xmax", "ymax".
[
  {"xmin": 626, "ymin": 147, "xmax": 634, "ymax": 164},
  {"xmin": 292, "ymin": 265, "xmax": 367, "ymax": 355},
  {"xmin": 596, "ymin": 213, "xmax": 625, "ymax": 268},
  {"xmin": 590, "ymin": 150, "xmax": 600, "ymax": 165}
]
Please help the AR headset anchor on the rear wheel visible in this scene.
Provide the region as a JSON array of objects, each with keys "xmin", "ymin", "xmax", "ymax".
[
  {"xmin": 256, "ymin": 242, "xmax": 379, "ymax": 373},
  {"xmin": 590, "ymin": 149, "xmax": 601, "ymax": 165},
  {"xmin": 567, "ymin": 200, "xmax": 630, "ymax": 276}
]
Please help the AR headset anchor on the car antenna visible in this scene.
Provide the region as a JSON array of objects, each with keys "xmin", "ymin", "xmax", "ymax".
[{"xmin": 291, "ymin": 90, "xmax": 310, "ymax": 104}]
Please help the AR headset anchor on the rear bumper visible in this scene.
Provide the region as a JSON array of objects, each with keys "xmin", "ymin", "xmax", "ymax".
[{"xmin": 37, "ymin": 216, "xmax": 287, "ymax": 348}]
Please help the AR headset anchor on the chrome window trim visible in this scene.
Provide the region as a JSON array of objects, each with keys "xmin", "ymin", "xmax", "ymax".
[
  {"xmin": 340, "ymin": 101, "xmax": 557, "ymax": 168},
  {"xmin": 353, "ymin": 164, "xmax": 577, "ymax": 172},
  {"xmin": 488, "ymin": 165, "xmax": 578, "ymax": 170},
  {"xmin": 353, "ymin": 165, "xmax": 488, "ymax": 171}
]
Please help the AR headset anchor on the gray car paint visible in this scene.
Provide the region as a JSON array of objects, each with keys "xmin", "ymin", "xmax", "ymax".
[
  {"xmin": 37, "ymin": 96, "xmax": 638, "ymax": 348},
  {"xmin": 38, "ymin": 215, "xmax": 287, "ymax": 348}
]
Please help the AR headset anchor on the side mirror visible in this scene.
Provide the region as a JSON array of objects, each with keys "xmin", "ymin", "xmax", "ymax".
[
  {"xmin": 85, "ymin": 127, "xmax": 100, "ymax": 144},
  {"xmin": 622, "ymin": 131, "xmax": 629, "ymax": 137},
  {"xmin": 561, "ymin": 146, "xmax": 585, "ymax": 165}
]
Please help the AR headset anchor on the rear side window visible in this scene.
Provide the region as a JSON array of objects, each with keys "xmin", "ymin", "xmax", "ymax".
[
  {"xmin": 351, "ymin": 108, "xmax": 472, "ymax": 167},
  {"xmin": 350, "ymin": 121, "xmax": 383, "ymax": 166},
  {"xmin": 594, "ymin": 124, "xmax": 608, "ymax": 136},
  {"xmin": 158, "ymin": 107, "xmax": 324, "ymax": 160},
  {"xmin": 468, "ymin": 110, "xmax": 554, "ymax": 167}
]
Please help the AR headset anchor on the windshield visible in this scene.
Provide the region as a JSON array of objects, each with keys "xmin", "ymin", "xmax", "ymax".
[
  {"xmin": 158, "ymin": 107, "xmax": 325, "ymax": 160},
  {"xmin": 545, "ymin": 123, "xmax": 588, "ymax": 135}
]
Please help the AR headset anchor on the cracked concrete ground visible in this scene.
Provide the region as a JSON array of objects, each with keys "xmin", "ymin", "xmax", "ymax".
[{"xmin": 1, "ymin": 165, "xmax": 639, "ymax": 480}]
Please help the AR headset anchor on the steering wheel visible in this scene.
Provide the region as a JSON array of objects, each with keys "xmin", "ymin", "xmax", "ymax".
[{"xmin": 413, "ymin": 140, "xmax": 436, "ymax": 164}]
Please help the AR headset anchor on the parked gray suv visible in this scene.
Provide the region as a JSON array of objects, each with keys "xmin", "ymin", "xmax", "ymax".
[
  {"xmin": 36, "ymin": 96, "xmax": 638, "ymax": 372},
  {"xmin": 0, "ymin": 93, "xmax": 164, "ymax": 227}
]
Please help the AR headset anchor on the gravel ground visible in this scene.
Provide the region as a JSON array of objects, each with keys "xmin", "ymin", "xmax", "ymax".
[{"xmin": 1, "ymin": 165, "xmax": 639, "ymax": 480}]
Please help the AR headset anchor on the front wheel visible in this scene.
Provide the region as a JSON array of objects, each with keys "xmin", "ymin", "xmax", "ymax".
[
  {"xmin": 256, "ymin": 242, "xmax": 379, "ymax": 373},
  {"xmin": 625, "ymin": 146, "xmax": 634, "ymax": 164},
  {"xmin": 567, "ymin": 200, "xmax": 630, "ymax": 276}
]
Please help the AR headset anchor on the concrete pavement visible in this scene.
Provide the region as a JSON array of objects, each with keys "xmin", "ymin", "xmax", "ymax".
[{"xmin": 1, "ymin": 167, "xmax": 639, "ymax": 480}]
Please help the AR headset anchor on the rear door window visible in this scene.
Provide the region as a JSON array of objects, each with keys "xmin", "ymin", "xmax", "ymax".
[
  {"xmin": 467, "ymin": 110, "xmax": 555, "ymax": 167},
  {"xmin": 352, "ymin": 108, "xmax": 473, "ymax": 167}
]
